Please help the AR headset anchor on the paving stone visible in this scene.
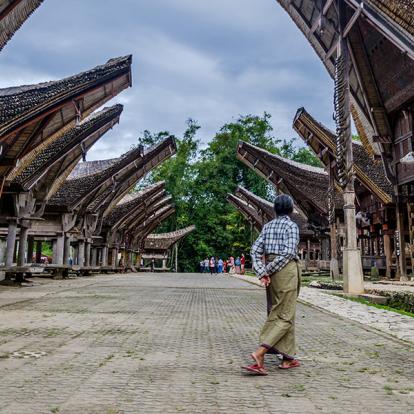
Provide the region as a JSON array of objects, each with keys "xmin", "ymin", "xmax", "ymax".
[{"xmin": 0, "ymin": 273, "xmax": 413, "ymax": 413}]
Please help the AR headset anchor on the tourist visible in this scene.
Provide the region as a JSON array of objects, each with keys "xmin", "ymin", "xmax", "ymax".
[
  {"xmin": 200, "ymin": 260, "xmax": 205, "ymax": 273},
  {"xmin": 241, "ymin": 253, "xmax": 246, "ymax": 274},
  {"xmin": 229, "ymin": 256, "xmax": 235, "ymax": 273},
  {"xmin": 217, "ymin": 258, "xmax": 223, "ymax": 273},
  {"xmin": 223, "ymin": 259, "xmax": 227, "ymax": 273},
  {"xmin": 209, "ymin": 256, "xmax": 216, "ymax": 275},
  {"xmin": 235, "ymin": 256, "xmax": 241, "ymax": 274},
  {"xmin": 242, "ymin": 194, "xmax": 300, "ymax": 375},
  {"xmin": 204, "ymin": 257, "xmax": 209, "ymax": 273}
]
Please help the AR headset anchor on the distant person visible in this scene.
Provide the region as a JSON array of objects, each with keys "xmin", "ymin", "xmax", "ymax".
[
  {"xmin": 242, "ymin": 194, "xmax": 300, "ymax": 375},
  {"xmin": 209, "ymin": 257, "xmax": 216, "ymax": 275},
  {"xmin": 241, "ymin": 254, "xmax": 246, "ymax": 274},
  {"xmin": 229, "ymin": 256, "xmax": 235, "ymax": 273},
  {"xmin": 200, "ymin": 260, "xmax": 204, "ymax": 273},
  {"xmin": 204, "ymin": 258, "xmax": 209, "ymax": 273},
  {"xmin": 150, "ymin": 258, "xmax": 155, "ymax": 272},
  {"xmin": 218, "ymin": 258, "xmax": 224, "ymax": 273},
  {"xmin": 223, "ymin": 259, "xmax": 227, "ymax": 274},
  {"xmin": 235, "ymin": 257, "xmax": 241, "ymax": 274}
]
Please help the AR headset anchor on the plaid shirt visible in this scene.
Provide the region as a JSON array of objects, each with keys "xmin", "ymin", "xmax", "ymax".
[{"xmin": 251, "ymin": 215, "xmax": 299, "ymax": 279}]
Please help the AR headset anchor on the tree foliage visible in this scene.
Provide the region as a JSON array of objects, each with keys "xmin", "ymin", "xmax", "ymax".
[{"xmin": 139, "ymin": 113, "xmax": 320, "ymax": 271}]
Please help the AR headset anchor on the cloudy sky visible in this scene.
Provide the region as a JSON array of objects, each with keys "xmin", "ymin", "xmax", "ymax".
[{"xmin": 1, "ymin": 0, "xmax": 334, "ymax": 160}]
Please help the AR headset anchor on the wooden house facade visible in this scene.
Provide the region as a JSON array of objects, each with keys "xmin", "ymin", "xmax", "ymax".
[
  {"xmin": 275, "ymin": 0, "xmax": 414, "ymax": 280},
  {"xmin": 294, "ymin": 107, "xmax": 396, "ymax": 277}
]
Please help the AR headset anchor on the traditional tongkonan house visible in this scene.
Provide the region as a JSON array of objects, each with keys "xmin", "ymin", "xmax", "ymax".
[
  {"xmin": 228, "ymin": 186, "xmax": 328, "ymax": 271},
  {"xmin": 293, "ymin": 107, "xmax": 395, "ymax": 277},
  {"xmin": 122, "ymin": 202, "xmax": 176, "ymax": 269},
  {"xmin": 142, "ymin": 225, "xmax": 196, "ymax": 271},
  {"xmin": 237, "ymin": 140, "xmax": 345, "ymax": 276},
  {"xmin": 0, "ymin": 56, "xmax": 132, "ymax": 277},
  {"xmin": 44, "ymin": 137, "xmax": 176, "ymax": 273},
  {"xmin": 99, "ymin": 182, "xmax": 167, "ymax": 271},
  {"xmin": 0, "ymin": 105, "xmax": 123, "ymax": 275},
  {"xmin": 275, "ymin": 0, "xmax": 414, "ymax": 284},
  {"xmin": 0, "ymin": 0, "xmax": 44, "ymax": 52}
]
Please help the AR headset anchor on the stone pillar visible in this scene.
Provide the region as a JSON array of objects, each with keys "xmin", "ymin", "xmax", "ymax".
[
  {"xmin": 5, "ymin": 220, "xmax": 17, "ymax": 267},
  {"xmin": 27, "ymin": 236, "xmax": 34, "ymax": 264},
  {"xmin": 91, "ymin": 248, "xmax": 97, "ymax": 267},
  {"xmin": 85, "ymin": 242, "xmax": 91, "ymax": 267},
  {"xmin": 337, "ymin": 1, "xmax": 363, "ymax": 293},
  {"xmin": 63, "ymin": 235, "xmax": 71, "ymax": 265},
  {"xmin": 35, "ymin": 240, "xmax": 42, "ymax": 263},
  {"xmin": 55, "ymin": 234, "xmax": 64, "ymax": 265},
  {"xmin": 77, "ymin": 240, "xmax": 85, "ymax": 267},
  {"xmin": 17, "ymin": 225, "xmax": 29, "ymax": 266}
]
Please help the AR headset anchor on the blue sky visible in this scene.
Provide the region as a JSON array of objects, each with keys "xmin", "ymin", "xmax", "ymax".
[{"xmin": 0, "ymin": 0, "xmax": 334, "ymax": 160}]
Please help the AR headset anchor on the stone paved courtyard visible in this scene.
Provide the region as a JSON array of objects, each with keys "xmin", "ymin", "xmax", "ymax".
[{"xmin": 0, "ymin": 273, "xmax": 413, "ymax": 414}]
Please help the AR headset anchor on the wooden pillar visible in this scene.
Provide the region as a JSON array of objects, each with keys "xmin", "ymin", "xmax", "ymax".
[
  {"xmin": 383, "ymin": 231, "xmax": 392, "ymax": 279},
  {"xmin": 5, "ymin": 220, "xmax": 17, "ymax": 267},
  {"xmin": 35, "ymin": 240, "xmax": 42, "ymax": 263},
  {"xmin": 396, "ymin": 202, "xmax": 407, "ymax": 280},
  {"xmin": 27, "ymin": 236, "xmax": 34, "ymax": 264},
  {"xmin": 111, "ymin": 247, "xmax": 118, "ymax": 268},
  {"xmin": 78, "ymin": 240, "xmax": 85, "ymax": 267},
  {"xmin": 91, "ymin": 248, "xmax": 97, "ymax": 267},
  {"xmin": 17, "ymin": 225, "xmax": 29, "ymax": 266},
  {"xmin": 52, "ymin": 239, "xmax": 57, "ymax": 263}
]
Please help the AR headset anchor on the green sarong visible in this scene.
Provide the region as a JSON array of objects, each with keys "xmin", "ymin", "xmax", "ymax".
[{"xmin": 260, "ymin": 260, "xmax": 301, "ymax": 360}]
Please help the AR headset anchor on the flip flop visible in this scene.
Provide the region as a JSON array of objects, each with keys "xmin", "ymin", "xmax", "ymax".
[
  {"xmin": 278, "ymin": 360, "xmax": 300, "ymax": 370},
  {"xmin": 241, "ymin": 364, "xmax": 268, "ymax": 376}
]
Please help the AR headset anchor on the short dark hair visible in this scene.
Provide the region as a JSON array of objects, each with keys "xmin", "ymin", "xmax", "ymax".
[{"xmin": 274, "ymin": 194, "xmax": 294, "ymax": 216}]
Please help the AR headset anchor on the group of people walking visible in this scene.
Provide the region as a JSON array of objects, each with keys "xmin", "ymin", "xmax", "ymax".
[{"xmin": 200, "ymin": 254, "xmax": 245, "ymax": 275}]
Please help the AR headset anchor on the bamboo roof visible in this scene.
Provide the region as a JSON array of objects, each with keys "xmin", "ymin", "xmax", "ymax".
[
  {"xmin": 293, "ymin": 107, "xmax": 393, "ymax": 205},
  {"xmin": 275, "ymin": 0, "xmax": 414, "ymax": 161},
  {"xmin": 130, "ymin": 203, "xmax": 176, "ymax": 248},
  {"xmin": 48, "ymin": 136, "xmax": 175, "ymax": 213},
  {"xmin": 144, "ymin": 225, "xmax": 196, "ymax": 251},
  {"xmin": 0, "ymin": 55, "xmax": 132, "ymax": 178},
  {"xmin": 231, "ymin": 186, "xmax": 314, "ymax": 237},
  {"xmin": 9, "ymin": 105, "xmax": 123, "ymax": 192},
  {"xmin": 103, "ymin": 182, "xmax": 166, "ymax": 230},
  {"xmin": 91, "ymin": 136, "xmax": 177, "ymax": 217},
  {"xmin": 237, "ymin": 141, "xmax": 344, "ymax": 228},
  {"xmin": 0, "ymin": 0, "xmax": 44, "ymax": 52},
  {"xmin": 47, "ymin": 146, "xmax": 143, "ymax": 211}
]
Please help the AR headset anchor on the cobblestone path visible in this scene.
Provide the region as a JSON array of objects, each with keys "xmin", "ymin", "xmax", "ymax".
[{"xmin": 0, "ymin": 273, "xmax": 413, "ymax": 414}]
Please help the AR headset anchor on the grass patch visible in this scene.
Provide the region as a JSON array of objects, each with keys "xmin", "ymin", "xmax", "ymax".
[{"xmin": 332, "ymin": 294, "xmax": 414, "ymax": 318}]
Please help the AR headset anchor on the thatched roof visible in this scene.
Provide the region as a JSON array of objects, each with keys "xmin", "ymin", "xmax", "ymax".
[
  {"xmin": 231, "ymin": 186, "xmax": 314, "ymax": 237},
  {"xmin": 0, "ymin": 0, "xmax": 44, "ymax": 51},
  {"xmin": 9, "ymin": 105, "xmax": 123, "ymax": 191},
  {"xmin": 103, "ymin": 182, "xmax": 166, "ymax": 230},
  {"xmin": 47, "ymin": 146, "xmax": 142, "ymax": 210},
  {"xmin": 237, "ymin": 141, "xmax": 343, "ymax": 228},
  {"xmin": 293, "ymin": 107, "xmax": 393, "ymax": 205},
  {"xmin": 0, "ymin": 55, "xmax": 132, "ymax": 178},
  {"xmin": 275, "ymin": 0, "xmax": 414, "ymax": 162},
  {"xmin": 144, "ymin": 225, "xmax": 196, "ymax": 251}
]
